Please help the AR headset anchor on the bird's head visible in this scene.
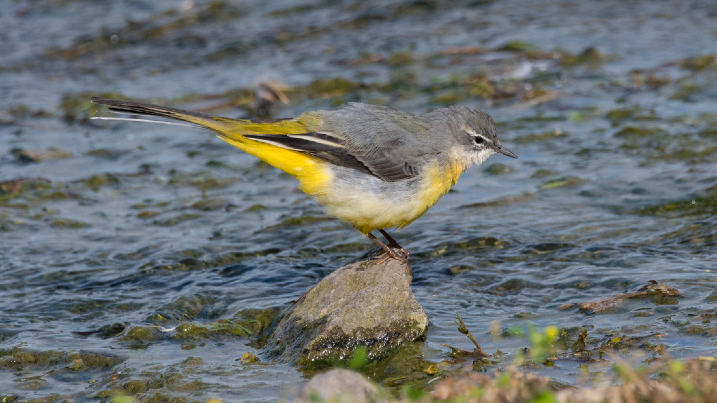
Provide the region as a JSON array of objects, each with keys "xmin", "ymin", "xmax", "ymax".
[{"xmin": 452, "ymin": 106, "xmax": 517, "ymax": 166}]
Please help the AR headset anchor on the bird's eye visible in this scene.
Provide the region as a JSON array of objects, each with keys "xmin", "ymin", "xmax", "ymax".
[{"xmin": 473, "ymin": 136, "xmax": 485, "ymax": 145}]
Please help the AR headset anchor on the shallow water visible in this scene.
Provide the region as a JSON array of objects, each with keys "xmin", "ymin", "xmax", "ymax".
[{"xmin": 1, "ymin": 0, "xmax": 716, "ymax": 401}]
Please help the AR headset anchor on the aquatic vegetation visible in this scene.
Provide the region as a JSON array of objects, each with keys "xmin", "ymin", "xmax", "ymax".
[{"xmin": 2, "ymin": 0, "xmax": 717, "ymax": 401}]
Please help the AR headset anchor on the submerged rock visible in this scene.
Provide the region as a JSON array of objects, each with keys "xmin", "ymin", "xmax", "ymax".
[
  {"xmin": 270, "ymin": 253, "xmax": 428, "ymax": 366},
  {"xmin": 293, "ymin": 368, "xmax": 386, "ymax": 403}
]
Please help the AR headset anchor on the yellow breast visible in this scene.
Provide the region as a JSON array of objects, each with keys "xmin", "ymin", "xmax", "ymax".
[
  {"xmin": 392, "ymin": 161, "xmax": 464, "ymax": 229},
  {"xmin": 311, "ymin": 160, "xmax": 465, "ymax": 234}
]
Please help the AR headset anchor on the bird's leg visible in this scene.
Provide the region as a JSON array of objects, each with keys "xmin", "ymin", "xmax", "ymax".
[
  {"xmin": 367, "ymin": 232, "xmax": 408, "ymax": 262},
  {"xmin": 367, "ymin": 231, "xmax": 412, "ymax": 277},
  {"xmin": 378, "ymin": 229, "xmax": 410, "ymax": 258},
  {"xmin": 367, "ymin": 232, "xmax": 405, "ymax": 260}
]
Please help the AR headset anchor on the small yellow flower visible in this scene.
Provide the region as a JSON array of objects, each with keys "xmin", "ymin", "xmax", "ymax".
[{"xmin": 545, "ymin": 326, "xmax": 559, "ymax": 341}]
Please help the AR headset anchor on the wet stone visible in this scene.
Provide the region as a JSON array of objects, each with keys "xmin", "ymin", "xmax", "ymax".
[
  {"xmin": 269, "ymin": 253, "xmax": 428, "ymax": 367},
  {"xmin": 293, "ymin": 368, "xmax": 386, "ymax": 403}
]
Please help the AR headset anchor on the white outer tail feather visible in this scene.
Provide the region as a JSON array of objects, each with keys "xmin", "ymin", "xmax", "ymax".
[{"xmin": 90, "ymin": 116, "xmax": 198, "ymax": 128}]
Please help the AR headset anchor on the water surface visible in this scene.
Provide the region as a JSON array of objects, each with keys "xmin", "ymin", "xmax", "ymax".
[{"xmin": 1, "ymin": 0, "xmax": 716, "ymax": 401}]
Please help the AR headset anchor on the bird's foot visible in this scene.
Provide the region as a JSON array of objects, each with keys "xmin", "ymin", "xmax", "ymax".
[
  {"xmin": 379, "ymin": 245, "xmax": 410, "ymax": 262},
  {"xmin": 367, "ymin": 230, "xmax": 413, "ymax": 277},
  {"xmin": 374, "ymin": 251, "xmax": 413, "ymax": 277}
]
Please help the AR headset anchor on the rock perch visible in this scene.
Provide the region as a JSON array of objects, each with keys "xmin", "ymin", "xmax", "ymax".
[{"xmin": 270, "ymin": 252, "xmax": 428, "ymax": 366}]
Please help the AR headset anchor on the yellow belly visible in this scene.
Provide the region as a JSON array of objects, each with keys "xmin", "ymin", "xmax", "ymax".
[{"xmin": 314, "ymin": 162, "xmax": 462, "ymax": 234}]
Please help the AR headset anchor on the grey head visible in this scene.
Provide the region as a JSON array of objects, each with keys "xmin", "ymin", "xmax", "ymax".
[{"xmin": 442, "ymin": 105, "xmax": 517, "ymax": 166}]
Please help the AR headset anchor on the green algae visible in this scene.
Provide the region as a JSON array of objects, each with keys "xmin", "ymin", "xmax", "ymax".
[
  {"xmin": 0, "ymin": 178, "xmax": 52, "ymax": 203},
  {"xmin": 449, "ymin": 236, "xmax": 508, "ymax": 252},
  {"xmin": 69, "ymin": 299, "xmax": 114, "ymax": 314},
  {"xmin": 190, "ymin": 198, "xmax": 228, "ymax": 211},
  {"xmin": 514, "ymin": 129, "xmax": 568, "ymax": 144},
  {"xmin": 156, "ymin": 294, "xmax": 218, "ymax": 322},
  {"xmin": 431, "ymin": 91, "xmax": 462, "ymax": 105},
  {"xmin": 205, "ymin": 159, "xmax": 239, "ymax": 170},
  {"xmin": 539, "ymin": 176, "xmax": 586, "ymax": 189},
  {"xmin": 123, "ymin": 379, "xmax": 148, "ymax": 394},
  {"xmin": 495, "ymin": 41, "xmax": 536, "ymax": 52},
  {"xmin": 353, "ymin": 342, "xmax": 436, "ymax": 391},
  {"xmin": 78, "ymin": 323, "xmax": 127, "ymax": 339},
  {"xmin": 273, "ymin": 215, "xmax": 334, "ymax": 228},
  {"xmin": 614, "ymin": 126, "xmax": 667, "ymax": 138},
  {"xmin": 50, "ymin": 218, "xmax": 88, "ymax": 228},
  {"xmin": 629, "ymin": 70, "xmax": 671, "ymax": 90},
  {"xmin": 121, "ymin": 326, "xmax": 163, "ymax": 343},
  {"xmin": 67, "ymin": 351, "xmax": 124, "ymax": 371},
  {"xmin": 229, "ymin": 307, "xmax": 281, "ymax": 336},
  {"xmin": 559, "ymin": 46, "xmax": 614, "ymax": 68},
  {"xmin": 240, "ymin": 352, "xmax": 260, "ymax": 364},
  {"xmin": 5, "ymin": 104, "xmax": 32, "ymax": 119},
  {"xmin": 305, "ymin": 78, "xmax": 360, "ymax": 99},
  {"xmin": 137, "ymin": 210, "xmax": 160, "ymax": 219},
  {"xmin": 605, "ymin": 105, "xmax": 658, "ymax": 125},
  {"xmin": 143, "ymin": 306, "xmax": 280, "ymax": 342},
  {"xmin": 661, "ymin": 145, "xmax": 717, "ymax": 163},
  {"xmin": 0, "ymin": 348, "xmax": 122, "ymax": 370},
  {"xmin": 605, "ymin": 105, "xmax": 639, "ymax": 122},
  {"xmin": 206, "ymin": 41, "xmax": 250, "ymax": 62},
  {"xmin": 153, "ymin": 214, "xmax": 201, "ymax": 226},
  {"xmin": 62, "ymin": 91, "xmax": 125, "ymax": 123},
  {"xmin": 170, "ymin": 323, "xmax": 213, "ymax": 341},
  {"xmin": 679, "ymin": 54, "xmax": 717, "ymax": 71},
  {"xmin": 387, "ymin": 51, "xmax": 416, "ymax": 67},
  {"xmin": 45, "ymin": 1, "xmax": 243, "ymax": 62},
  {"xmin": 484, "ymin": 163, "xmax": 515, "ymax": 175},
  {"xmin": 243, "ymin": 203, "xmax": 265, "ymax": 212},
  {"xmin": 698, "ymin": 126, "xmax": 717, "ymax": 138},
  {"xmin": 421, "ymin": 73, "xmax": 498, "ymax": 105},
  {"xmin": 13, "ymin": 147, "xmax": 72, "ymax": 163},
  {"xmin": 670, "ymin": 83, "xmax": 703, "ymax": 101},
  {"xmin": 466, "ymin": 74, "xmax": 496, "ymax": 99},
  {"xmin": 86, "ymin": 173, "xmax": 120, "ymax": 191},
  {"xmin": 636, "ymin": 185, "xmax": 717, "ymax": 217},
  {"xmin": 531, "ymin": 169, "xmax": 556, "ymax": 178},
  {"xmin": 167, "ymin": 171, "xmax": 237, "ymax": 191},
  {"xmin": 292, "ymin": 323, "xmax": 429, "ymax": 370},
  {"xmin": 0, "ymin": 214, "xmax": 15, "ymax": 231},
  {"xmin": 87, "ymin": 148, "xmax": 129, "ymax": 160},
  {"xmin": 94, "ymin": 356, "xmax": 223, "ymax": 400}
]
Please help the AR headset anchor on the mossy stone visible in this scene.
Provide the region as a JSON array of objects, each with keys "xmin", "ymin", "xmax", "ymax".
[{"xmin": 269, "ymin": 253, "xmax": 427, "ymax": 367}]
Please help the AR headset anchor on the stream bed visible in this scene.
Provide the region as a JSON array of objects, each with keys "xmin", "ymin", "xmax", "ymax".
[{"xmin": 1, "ymin": 0, "xmax": 716, "ymax": 401}]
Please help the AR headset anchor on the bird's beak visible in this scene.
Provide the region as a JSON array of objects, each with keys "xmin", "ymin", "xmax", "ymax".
[{"xmin": 497, "ymin": 145, "xmax": 517, "ymax": 159}]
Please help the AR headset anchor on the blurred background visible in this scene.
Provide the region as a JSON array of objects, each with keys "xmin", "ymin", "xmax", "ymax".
[{"xmin": 1, "ymin": 0, "xmax": 716, "ymax": 401}]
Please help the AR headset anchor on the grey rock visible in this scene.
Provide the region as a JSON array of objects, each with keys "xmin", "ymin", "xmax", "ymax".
[
  {"xmin": 293, "ymin": 368, "xmax": 387, "ymax": 403},
  {"xmin": 270, "ymin": 254, "xmax": 428, "ymax": 365}
]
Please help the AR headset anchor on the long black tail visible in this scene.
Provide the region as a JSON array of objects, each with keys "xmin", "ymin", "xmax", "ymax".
[{"xmin": 91, "ymin": 97, "xmax": 214, "ymax": 122}]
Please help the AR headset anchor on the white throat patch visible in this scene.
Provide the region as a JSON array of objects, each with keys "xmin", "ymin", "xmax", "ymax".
[{"xmin": 473, "ymin": 148, "xmax": 495, "ymax": 166}]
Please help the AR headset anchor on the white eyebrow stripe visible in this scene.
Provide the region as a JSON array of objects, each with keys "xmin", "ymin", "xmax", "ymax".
[{"xmin": 464, "ymin": 127, "xmax": 492, "ymax": 142}]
